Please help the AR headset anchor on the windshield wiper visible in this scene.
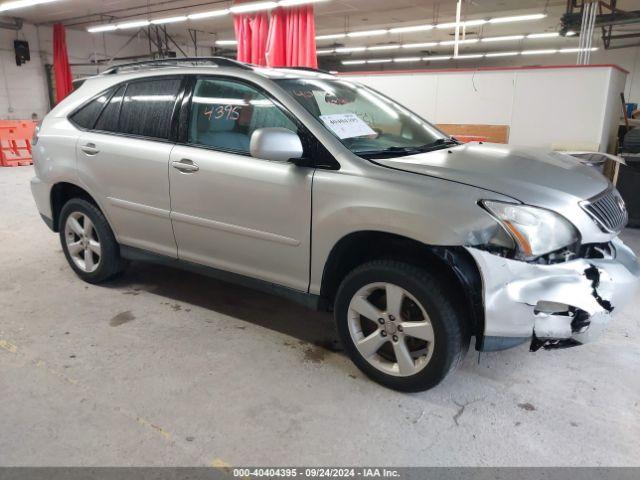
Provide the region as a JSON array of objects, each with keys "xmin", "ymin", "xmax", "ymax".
[
  {"xmin": 416, "ymin": 137, "xmax": 461, "ymax": 152},
  {"xmin": 357, "ymin": 139, "xmax": 460, "ymax": 159},
  {"xmin": 357, "ymin": 146, "xmax": 424, "ymax": 159}
]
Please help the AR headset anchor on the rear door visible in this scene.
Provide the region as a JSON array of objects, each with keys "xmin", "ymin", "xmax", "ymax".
[
  {"xmin": 75, "ymin": 76, "xmax": 184, "ymax": 258},
  {"xmin": 168, "ymin": 76, "xmax": 313, "ymax": 291}
]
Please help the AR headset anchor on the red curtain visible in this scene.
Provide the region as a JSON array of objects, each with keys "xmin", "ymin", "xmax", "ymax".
[
  {"xmin": 234, "ymin": 13, "xmax": 269, "ymax": 66},
  {"xmin": 53, "ymin": 24, "xmax": 73, "ymax": 103},
  {"xmin": 233, "ymin": 3, "xmax": 318, "ymax": 68},
  {"xmin": 285, "ymin": 6, "xmax": 317, "ymax": 68},
  {"xmin": 265, "ymin": 8, "xmax": 287, "ymax": 67}
]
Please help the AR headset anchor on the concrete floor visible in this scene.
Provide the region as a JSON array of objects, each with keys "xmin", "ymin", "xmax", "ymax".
[{"xmin": 1, "ymin": 166, "xmax": 639, "ymax": 467}]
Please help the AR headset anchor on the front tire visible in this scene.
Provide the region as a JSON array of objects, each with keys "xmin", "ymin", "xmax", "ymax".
[
  {"xmin": 59, "ymin": 198, "xmax": 125, "ymax": 284},
  {"xmin": 334, "ymin": 260, "xmax": 468, "ymax": 392}
]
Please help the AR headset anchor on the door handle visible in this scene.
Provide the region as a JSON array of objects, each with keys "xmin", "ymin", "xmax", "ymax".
[
  {"xmin": 80, "ymin": 143, "xmax": 100, "ymax": 155},
  {"xmin": 172, "ymin": 159, "xmax": 199, "ymax": 173}
]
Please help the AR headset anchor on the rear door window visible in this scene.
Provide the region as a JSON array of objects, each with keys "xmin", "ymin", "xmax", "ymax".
[{"xmin": 119, "ymin": 78, "xmax": 182, "ymax": 140}]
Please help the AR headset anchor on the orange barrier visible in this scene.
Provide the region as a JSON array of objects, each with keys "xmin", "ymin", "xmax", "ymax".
[{"xmin": 0, "ymin": 120, "xmax": 37, "ymax": 167}]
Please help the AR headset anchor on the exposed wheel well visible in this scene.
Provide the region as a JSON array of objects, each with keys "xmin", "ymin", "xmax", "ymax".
[
  {"xmin": 320, "ymin": 231, "xmax": 484, "ymax": 339},
  {"xmin": 50, "ymin": 183, "xmax": 99, "ymax": 232}
]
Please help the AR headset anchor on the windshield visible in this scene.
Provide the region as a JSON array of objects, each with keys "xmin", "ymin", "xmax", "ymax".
[{"xmin": 275, "ymin": 77, "xmax": 452, "ymax": 158}]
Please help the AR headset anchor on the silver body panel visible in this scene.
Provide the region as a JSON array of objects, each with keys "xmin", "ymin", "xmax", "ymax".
[
  {"xmin": 31, "ymin": 65, "xmax": 640, "ymax": 351},
  {"xmin": 168, "ymin": 144, "xmax": 312, "ymax": 291},
  {"xmin": 76, "ymin": 132, "xmax": 177, "ymax": 257}
]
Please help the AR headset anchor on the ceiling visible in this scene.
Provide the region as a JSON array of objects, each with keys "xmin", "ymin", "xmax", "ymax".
[
  {"xmin": 4, "ymin": 0, "xmax": 639, "ymax": 70},
  {"xmin": 6, "ymin": 0, "xmax": 569, "ymax": 40}
]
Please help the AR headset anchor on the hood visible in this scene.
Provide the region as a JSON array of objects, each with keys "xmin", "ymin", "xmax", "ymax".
[{"xmin": 375, "ymin": 143, "xmax": 610, "ymax": 207}]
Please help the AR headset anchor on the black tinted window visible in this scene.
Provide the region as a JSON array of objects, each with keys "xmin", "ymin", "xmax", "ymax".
[
  {"xmin": 70, "ymin": 89, "xmax": 113, "ymax": 129},
  {"xmin": 119, "ymin": 79, "xmax": 181, "ymax": 139},
  {"xmin": 94, "ymin": 85, "xmax": 125, "ymax": 132},
  {"xmin": 188, "ymin": 78, "xmax": 298, "ymax": 154}
]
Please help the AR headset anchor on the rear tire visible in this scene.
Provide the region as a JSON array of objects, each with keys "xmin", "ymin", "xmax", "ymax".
[
  {"xmin": 59, "ymin": 198, "xmax": 125, "ymax": 284},
  {"xmin": 334, "ymin": 260, "xmax": 468, "ymax": 392}
]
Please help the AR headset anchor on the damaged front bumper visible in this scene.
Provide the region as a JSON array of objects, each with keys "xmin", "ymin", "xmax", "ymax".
[{"xmin": 466, "ymin": 238, "xmax": 640, "ymax": 352}]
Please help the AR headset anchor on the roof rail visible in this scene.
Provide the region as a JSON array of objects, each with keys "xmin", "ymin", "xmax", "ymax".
[
  {"xmin": 284, "ymin": 66, "xmax": 334, "ymax": 75},
  {"xmin": 100, "ymin": 56, "xmax": 251, "ymax": 75}
]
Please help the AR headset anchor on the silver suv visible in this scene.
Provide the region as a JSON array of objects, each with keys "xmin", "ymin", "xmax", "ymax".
[{"xmin": 31, "ymin": 58, "xmax": 640, "ymax": 391}]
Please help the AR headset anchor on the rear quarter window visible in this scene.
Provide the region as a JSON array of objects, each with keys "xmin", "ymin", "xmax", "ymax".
[
  {"xmin": 69, "ymin": 88, "xmax": 114, "ymax": 129},
  {"xmin": 94, "ymin": 85, "xmax": 126, "ymax": 133}
]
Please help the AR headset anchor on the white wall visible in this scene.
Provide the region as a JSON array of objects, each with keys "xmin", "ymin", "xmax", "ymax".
[
  {"xmin": 0, "ymin": 24, "xmax": 49, "ymax": 120},
  {"xmin": 349, "ymin": 65, "xmax": 626, "ymax": 152},
  {"xmin": 0, "ymin": 22, "xmax": 152, "ymax": 120}
]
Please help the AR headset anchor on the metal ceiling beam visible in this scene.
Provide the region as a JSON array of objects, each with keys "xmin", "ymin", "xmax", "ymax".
[{"xmin": 561, "ymin": 0, "xmax": 640, "ymax": 49}]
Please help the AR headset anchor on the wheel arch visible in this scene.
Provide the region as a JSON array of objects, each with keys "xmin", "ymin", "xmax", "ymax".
[
  {"xmin": 319, "ymin": 231, "xmax": 485, "ymax": 344},
  {"xmin": 50, "ymin": 182, "xmax": 101, "ymax": 232}
]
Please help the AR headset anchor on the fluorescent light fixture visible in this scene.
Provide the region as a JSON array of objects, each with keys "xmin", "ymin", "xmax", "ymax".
[
  {"xmin": 455, "ymin": 54, "xmax": 484, "ymax": 59},
  {"xmin": 341, "ymin": 45, "xmax": 601, "ymax": 67},
  {"xmin": 439, "ymin": 38, "xmax": 479, "ymax": 46},
  {"xmin": 368, "ymin": 45, "xmax": 401, "ymax": 51},
  {"xmin": 229, "ymin": 1, "xmax": 278, "ymax": 14},
  {"xmin": 424, "ymin": 55, "xmax": 451, "ymax": 61},
  {"xmin": 394, "ymin": 57, "xmax": 422, "ymax": 62},
  {"xmin": 389, "ymin": 24, "xmax": 434, "ymax": 34},
  {"xmin": 188, "ymin": 9, "xmax": 229, "ymax": 19},
  {"xmin": 151, "ymin": 16, "xmax": 187, "ymax": 24},
  {"xmin": 462, "ymin": 19, "xmax": 488, "ymax": 27},
  {"xmin": 87, "ymin": 24, "xmax": 118, "ymax": 33},
  {"xmin": 316, "ymin": 49, "xmax": 334, "ymax": 54},
  {"xmin": 521, "ymin": 48, "xmax": 557, "ymax": 55},
  {"xmin": 402, "ymin": 42, "xmax": 438, "ymax": 49},
  {"xmin": 489, "ymin": 13, "xmax": 546, "ymax": 24},
  {"xmin": 435, "ymin": 21, "xmax": 459, "ymax": 29},
  {"xmin": 485, "ymin": 51, "xmax": 520, "ymax": 57},
  {"xmin": 436, "ymin": 19, "xmax": 487, "ymax": 29},
  {"xmin": 347, "ymin": 29, "xmax": 389, "ymax": 38},
  {"xmin": 527, "ymin": 32, "xmax": 559, "ymax": 39},
  {"xmin": 0, "ymin": 0, "xmax": 60, "ymax": 12},
  {"xmin": 335, "ymin": 46, "xmax": 367, "ymax": 53},
  {"xmin": 118, "ymin": 20, "xmax": 150, "ymax": 29},
  {"xmin": 559, "ymin": 47, "xmax": 598, "ymax": 53},
  {"xmin": 316, "ymin": 33, "xmax": 346, "ymax": 40},
  {"xmin": 279, "ymin": 0, "xmax": 327, "ymax": 5},
  {"xmin": 311, "ymin": 12, "xmax": 549, "ymax": 42},
  {"xmin": 216, "ymin": 40, "xmax": 238, "ymax": 46},
  {"xmin": 481, "ymin": 35, "xmax": 525, "ymax": 42}
]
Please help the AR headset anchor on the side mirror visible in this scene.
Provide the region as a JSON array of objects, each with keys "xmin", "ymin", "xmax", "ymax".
[{"xmin": 250, "ymin": 128, "xmax": 304, "ymax": 163}]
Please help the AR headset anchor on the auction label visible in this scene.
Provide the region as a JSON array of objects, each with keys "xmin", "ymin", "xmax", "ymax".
[
  {"xmin": 319, "ymin": 113, "xmax": 376, "ymax": 139},
  {"xmin": 232, "ymin": 468, "xmax": 400, "ymax": 478}
]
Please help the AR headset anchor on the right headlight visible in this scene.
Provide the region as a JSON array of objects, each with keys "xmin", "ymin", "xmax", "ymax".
[{"xmin": 481, "ymin": 200, "xmax": 580, "ymax": 261}]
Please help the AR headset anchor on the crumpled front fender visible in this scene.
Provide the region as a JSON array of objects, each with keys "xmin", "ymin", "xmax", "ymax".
[{"xmin": 466, "ymin": 238, "xmax": 640, "ymax": 351}]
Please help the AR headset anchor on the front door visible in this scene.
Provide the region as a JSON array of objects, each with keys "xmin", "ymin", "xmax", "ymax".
[{"xmin": 169, "ymin": 77, "xmax": 313, "ymax": 291}]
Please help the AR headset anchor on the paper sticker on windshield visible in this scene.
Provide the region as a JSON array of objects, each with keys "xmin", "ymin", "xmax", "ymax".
[{"xmin": 320, "ymin": 113, "xmax": 376, "ymax": 139}]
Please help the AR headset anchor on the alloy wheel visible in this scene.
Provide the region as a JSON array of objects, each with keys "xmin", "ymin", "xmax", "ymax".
[
  {"xmin": 347, "ymin": 282, "xmax": 435, "ymax": 377},
  {"xmin": 64, "ymin": 212, "xmax": 102, "ymax": 273}
]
